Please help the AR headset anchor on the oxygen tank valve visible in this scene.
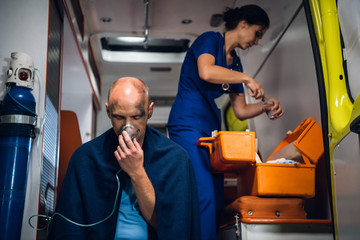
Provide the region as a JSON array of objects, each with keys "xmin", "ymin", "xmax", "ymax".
[{"xmin": 6, "ymin": 52, "xmax": 35, "ymax": 89}]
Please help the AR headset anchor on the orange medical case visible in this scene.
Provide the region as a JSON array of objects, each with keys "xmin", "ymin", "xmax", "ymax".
[
  {"xmin": 197, "ymin": 131, "xmax": 256, "ymax": 173},
  {"xmin": 237, "ymin": 157, "xmax": 315, "ymax": 198},
  {"xmin": 225, "ymin": 196, "xmax": 307, "ymax": 219},
  {"xmin": 197, "ymin": 117, "xmax": 324, "ymax": 198}
]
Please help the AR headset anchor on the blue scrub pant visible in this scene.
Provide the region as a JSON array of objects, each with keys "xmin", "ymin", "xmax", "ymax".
[{"xmin": 168, "ymin": 126, "xmax": 223, "ymax": 240}]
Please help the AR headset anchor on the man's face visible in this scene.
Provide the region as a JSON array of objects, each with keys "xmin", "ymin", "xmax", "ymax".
[{"xmin": 106, "ymin": 87, "xmax": 153, "ymax": 146}]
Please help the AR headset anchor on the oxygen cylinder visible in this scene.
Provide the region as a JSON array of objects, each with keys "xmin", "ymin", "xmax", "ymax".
[{"xmin": 0, "ymin": 52, "xmax": 37, "ymax": 240}]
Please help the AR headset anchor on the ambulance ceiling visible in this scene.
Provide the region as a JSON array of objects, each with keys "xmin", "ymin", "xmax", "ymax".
[
  {"xmin": 77, "ymin": 0, "xmax": 302, "ymax": 97},
  {"xmin": 80, "ymin": 0, "xmax": 234, "ymax": 37}
]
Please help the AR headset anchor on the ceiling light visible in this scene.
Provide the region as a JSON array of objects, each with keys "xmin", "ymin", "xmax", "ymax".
[
  {"xmin": 100, "ymin": 17, "xmax": 112, "ymax": 23},
  {"xmin": 116, "ymin": 37, "xmax": 145, "ymax": 43},
  {"xmin": 181, "ymin": 19, "xmax": 192, "ymax": 24}
]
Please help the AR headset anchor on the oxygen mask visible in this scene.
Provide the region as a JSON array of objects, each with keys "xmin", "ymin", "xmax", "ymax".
[{"xmin": 119, "ymin": 124, "xmax": 140, "ymax": 141}]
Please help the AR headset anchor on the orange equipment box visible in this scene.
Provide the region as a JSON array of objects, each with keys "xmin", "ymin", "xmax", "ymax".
[
  {"xmin": 198, "ymin": 117, "xmax": 323, "ymax": 198},
  {"xmin": 237, "ymin": 158, "xmax": 315, "ymax": 198},
  {"xmin": 267, "ymin": 117, "xmax": 324, "ymax": 164},
  {"xmin": 197, "ymin": 131, "xmax": 256, "ymax": 173},
  {"xmin": 225, "ymin": 196, "xmax": 307, "ymax": 219}
]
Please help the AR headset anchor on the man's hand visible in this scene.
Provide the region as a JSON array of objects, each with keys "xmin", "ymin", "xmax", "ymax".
[
  {"xmin": 113, "ymin": 131, "xmax": 157, "ymax": 228},
  {"xmin": 114, "ymin": 131, "xmax": 144, "ymax": 177}
]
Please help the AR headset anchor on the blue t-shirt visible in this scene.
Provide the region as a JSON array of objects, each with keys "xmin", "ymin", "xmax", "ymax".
[
  {"xmin": 168, "ymin": 31, "xmax": 244, "ymax": 134},
  {"xmin": 114, "ymin": 178, "xmax": 148, "ymax": 240}
]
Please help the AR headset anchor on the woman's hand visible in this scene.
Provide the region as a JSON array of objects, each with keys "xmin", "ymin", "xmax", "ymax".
[
  {"xmin": 264, "ymin": 97, "xmax": 284, "ymax": 119},
  {"xmin": 245, "ymin": 77, "xmax": 264, "ymax": 99}
]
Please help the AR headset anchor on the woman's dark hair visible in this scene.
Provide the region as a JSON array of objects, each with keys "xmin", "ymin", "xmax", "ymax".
[{"xmin": 223, "ymin": 5, "xmax": 270, "ymax": 30}]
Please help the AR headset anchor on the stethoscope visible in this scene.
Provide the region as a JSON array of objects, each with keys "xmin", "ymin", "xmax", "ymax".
[{"xmin": 222, "ymin": 32, "xmax": 241, "ymax": 92}]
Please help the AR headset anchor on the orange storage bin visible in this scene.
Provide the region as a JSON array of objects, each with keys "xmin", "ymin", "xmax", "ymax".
[
  {"xmin": 226, "ymin": 196, "xmax": 307, "ymax": 219},
  {"xmin": 198, "ymin": 118, "xmax": 323, "ymax": 198},
  {"xmin": 237, "ymin": 159, "xmax": 315, "ymax": 198},
  {"xmin": 197, "ymin": 131, "xmax": 256, "ymax": 173},
  {"xmin": 237, "ymin": 117, "xmax": 323, "ymax": 198}
]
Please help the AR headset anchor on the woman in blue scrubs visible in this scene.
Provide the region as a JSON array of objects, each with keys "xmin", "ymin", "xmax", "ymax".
[{"xmin": 167, "ymin": 5, "xmax": 284, "ymax": 240}]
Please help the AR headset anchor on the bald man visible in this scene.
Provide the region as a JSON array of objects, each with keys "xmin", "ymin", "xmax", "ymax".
[{"xmin": 48, "ymin": 77, "xmax": 200, "ymax": 240}]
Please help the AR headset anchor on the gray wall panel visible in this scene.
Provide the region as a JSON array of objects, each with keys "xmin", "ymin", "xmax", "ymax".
[{"xmin": 333, "ymin": 133, "xmax": 360, "ymax": 239}]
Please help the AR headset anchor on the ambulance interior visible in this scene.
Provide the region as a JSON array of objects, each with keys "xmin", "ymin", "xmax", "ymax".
[{"xmin": 1, "ymin": 0, "xmax": 360, "ymax": 239}]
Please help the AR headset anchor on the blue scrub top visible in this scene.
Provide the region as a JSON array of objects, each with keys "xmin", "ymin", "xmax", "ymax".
[
  {"xmin": 168, "ymin": 31, "xmax": 244, "ymax": 135},
  {"xmin": 114, "ymin": 177, "xmax": 148, "ymax": 240}
]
